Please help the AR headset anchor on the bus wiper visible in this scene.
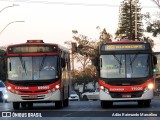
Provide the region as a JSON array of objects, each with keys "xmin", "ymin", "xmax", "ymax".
[
  {"xmin": 19, "ymin": 56, "xmax": 27, "ymax": 75},
  {"xmin": 129, "ymin": 55, "xmax": 133, "ymax": 73},
  {"xmin": 128, "ymin": 54, "xmax": 139, "ymax": 73},
  {"xmin": 39, "ymin": 55, "xmax": 47, "ymax": 71},
  {"xmin": 129, "ymin": 54, "xmax": 138, "ymax": 66},
  {"xmin": 113, "ymin": 55, "xmax": 122, "ymax": 74}
]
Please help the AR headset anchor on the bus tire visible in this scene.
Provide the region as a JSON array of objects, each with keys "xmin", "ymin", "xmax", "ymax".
[
  {"xmin": 138, "ymin": 101, "xmax": 143, "ymax": 107},
  {"xmin": 13, "ymin": 102, "xmax": 20, "ymax": 110},
  {"xmin": 101, "ymin": 101, "xmax": 113, "ymax": 108},
  {"xmin": 55, "ymin": 101, "xmax": 63, "ymax": 109},
  {"xmin": 101, "ymin": 101, "xmax": 107, "ymax": 108},
  {"xmin": 143, "ymin": 100, "xmax": 151, "ymax": 107},
  {"xmin": 28, "ymin": 103, "xmax": 33, "ymax": 108},
  {"xmin": 21, "ymin": 102, "xmax": 27, "ymax": 108}
]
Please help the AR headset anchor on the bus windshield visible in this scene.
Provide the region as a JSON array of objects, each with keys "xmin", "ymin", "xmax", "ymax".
[
  {"xmin": 100, "ymin": 54, "xmax": 150, "ymax": 78},
  {"xmin": 7, "ymin": 56, "xmax": 58, "ymax": 80}
]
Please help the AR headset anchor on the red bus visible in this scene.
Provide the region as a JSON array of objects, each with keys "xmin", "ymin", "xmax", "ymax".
[
  {"xmin": 3, "ymin": 40, "xmax": 71, "ymax": 109},
  {"xmin": 96, "ymin": 40, "xmax": 157, "ymax": 108}
]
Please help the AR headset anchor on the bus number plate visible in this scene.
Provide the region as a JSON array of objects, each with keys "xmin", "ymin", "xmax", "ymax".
[
  {"xmin": 122, "ymin": 94, "xmax": 131, "ymax": 98},
  {"xmin": 28, "ymin": 95, "xmax": 37, "ymax": 98}
]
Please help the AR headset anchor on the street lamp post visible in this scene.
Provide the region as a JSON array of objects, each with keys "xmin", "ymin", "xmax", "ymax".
[
  {"xmin": 0, "ymin": 4, "xmax": 22, "ymax": 35},
  {"xmin": 0, "ymin": 4, "xmax": 19, "ymax": 13},
  {"xmin": 0, "ymin": 21, "xmax": 25, "ymax": 35}
]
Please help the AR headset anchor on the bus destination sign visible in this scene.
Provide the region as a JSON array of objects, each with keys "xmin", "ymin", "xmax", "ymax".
[
  {"xmin": 8, "ymin": 46, "xmax": 58, "ymax": 54},
  {"xmin": 102, "ymin": 44, "xmax": 146, "ymax": 51}
]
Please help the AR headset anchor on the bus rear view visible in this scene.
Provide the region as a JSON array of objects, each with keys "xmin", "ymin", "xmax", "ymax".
[{"xmin": 98, "ymin": 40, "xmax": 157, "ymax": 108}]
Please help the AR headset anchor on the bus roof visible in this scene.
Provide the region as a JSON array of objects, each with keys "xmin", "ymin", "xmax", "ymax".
[
  {"xmin": 6, "ymin": 40, "xmax": 70, "ymax": 53},
  {"xmin": 99, "ymin": 40, "xmax": 152, "ymax": 53},
  {"xmin": 102, "ymin": 39, "xmax": 148, "ymax": 44}
]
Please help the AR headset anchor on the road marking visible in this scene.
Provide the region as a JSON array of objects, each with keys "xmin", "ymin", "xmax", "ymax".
[{"xmin": 63, "ymin": 112, "xmax": 73, "ymax": 117}]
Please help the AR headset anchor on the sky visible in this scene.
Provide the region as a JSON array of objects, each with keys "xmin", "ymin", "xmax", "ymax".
[{"xmin": 0, "ymin": 0, "xmax": 160, "ymax": 51}]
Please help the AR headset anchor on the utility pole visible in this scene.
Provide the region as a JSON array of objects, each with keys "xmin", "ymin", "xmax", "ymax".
[
  {"xmin": 129, "ymin": 0, "xmax": 132, "ymax": 40},
  {"xmin": 135, "ymin": 0, "xmax": 138, "ymax": 40}
]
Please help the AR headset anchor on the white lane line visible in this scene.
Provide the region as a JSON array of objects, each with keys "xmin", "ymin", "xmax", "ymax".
[{"xmin": 63, "ymin": 112, "xmax": 73, "ymax": 117}]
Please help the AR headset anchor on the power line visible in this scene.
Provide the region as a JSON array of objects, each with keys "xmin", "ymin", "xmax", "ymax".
[{"xmin": 1, "ymin": 0, "xmax": 159, "ymax": 8}]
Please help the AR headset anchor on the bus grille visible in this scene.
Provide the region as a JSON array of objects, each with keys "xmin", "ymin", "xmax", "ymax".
[
  {"xmin": 19, "ymin": 90, "xmax": 47, "ymax": 93},
  {"xmin": 110, "ymin": 92, "xmax": 143, "ymax": 98},
  {"xmin": 21, "ymin": 95, "xmax": 45, "ymax": 100}
]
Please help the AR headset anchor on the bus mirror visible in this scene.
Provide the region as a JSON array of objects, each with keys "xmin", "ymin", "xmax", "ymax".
[
  {"xmin": 153, "ymin": 55, "xmax": 157, "ymax": 65},
  {"xmin": 61, "ymin": 58, "xmax": 66, "ymax": 68}
]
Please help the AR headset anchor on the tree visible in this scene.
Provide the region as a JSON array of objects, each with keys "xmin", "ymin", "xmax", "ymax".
[
  {"xmin": 72, "ymin": 28, "xmax": 112, "ymax": 65},
  {"xmin": 70, "ymin": 28, "xmax": 112, "ymax": 91},
  {"xmin": 96, "ymin": 27, "xmax": 112, "ymax": 42},
  {"xmin": 116, "ymin": 0, "xmax": 143, "ymax": 40},
  {"xmin": 143, "ymin": 36, "xmax": 154, "ymax": 48},
  {"xmin": 152, "ymin": 0, "xmax": 160, "ymax": 8},
  {"xmin": 72, "ymin": 30, "xmax": 99, "ymax": 65},
  {"xmin": 144, "ymin": 11, "xmax": 160, "ymax": 37},
  {"xmin": 0, "ymin": 49, "xmax": 6, "ymax": 80},
  {"xmin": 73, "ymin": 65, "xmax": 98, "ymax": 92},
  {"xmin": 64, "ymin": 40, "xmax": 91, "ymax": 71}
]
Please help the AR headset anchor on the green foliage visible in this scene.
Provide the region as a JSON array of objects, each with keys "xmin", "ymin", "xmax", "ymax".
[
  {"xmin": 72, "ymin": 30, "xmax": 99, "ymax": 64},
  {"xmin": 116, "ymin": 0, "xmax": 143, "ymax": 40},
  {"xmin": 144, "ymin": 11, "xmax": 160, "ymax": 37},
  {"xmin": 143, "ymin": 36, "xmax": 154, "ymax": 48},
  {"xmin": 70, "ymin": 28, "xmax": 112, "ymax": 88},
  {"xmin": 72, "ymin": 28, "xmax": 112, "ymax": 65},
  {"xmin": 0, "ymin": 50, "xmax": 6, "ymax": 80},
  {"xmin": 0, "ymin": 49, "xmax": 5, "ymax": 53},
  {"xmin": 72, "ymin": 65, "xmax": 97, "ymax": 86}
]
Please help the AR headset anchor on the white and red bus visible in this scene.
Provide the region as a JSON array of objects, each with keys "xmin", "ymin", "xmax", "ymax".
[
  {"xmin": 3, "ymin": 40, "xmax": 71, "ymax": 109},
  {"xmin": 97, "ymin": 40, "xmax": 157, "ymax": 108}
]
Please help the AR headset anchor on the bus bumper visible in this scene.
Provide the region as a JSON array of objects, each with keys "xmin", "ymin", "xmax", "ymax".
[
  {"xmin": 7, "ymin": 90, "xmax": 61, "ymax": 102},
  {"xmin": 99, "ymin": 90, "xmax": 153, "ymax": 101}
]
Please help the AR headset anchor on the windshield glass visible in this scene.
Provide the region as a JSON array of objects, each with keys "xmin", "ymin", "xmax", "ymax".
[
  {"xmin": 100, "ymin": 54, "xmax": 150, "ymax": 78},
  {"xmin": 7, "ymin": 56, "xmax": 58, "ymax": 80}
]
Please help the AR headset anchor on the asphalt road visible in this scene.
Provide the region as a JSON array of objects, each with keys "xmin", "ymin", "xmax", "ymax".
[{"xmin": 0, "ymin": 98, "xmax": 160, "ymax": 120}]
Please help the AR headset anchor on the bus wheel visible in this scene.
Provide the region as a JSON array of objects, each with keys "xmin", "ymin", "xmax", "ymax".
[
  {"xmin": 143, "ymin": 100, "xmax": 151, "ymax": 107},
  {"xmin": 101, "ymin": 101, "xmax": 107, "ymax": 108},
  {"xmin": 28, "ymin": 103, "xmax": 33, "ymax": 108},
  {"xmin": 101, "ymin": 101, "xmax": 113, "ymax": 108},
  {"xmin": 13, "ymin": 102, "xmax": 20, "ymax": 110},
  {"xmin": 55, "ymin": 101, "xmax": 63, "ymax": 109},
  {"xmin": 63, "ymin": 99, "xmax": 69, "ymax": 107},
  {"xmin": 82, "ymin": 96, "xmax": 88, "ymax": 101},
  {"xmin": 21, "ymin": 102, "xmax": 27, "ymax": 108},
  {"xmin": 138, "ymin": 101, "xmax": 143, "ymax": 107}
]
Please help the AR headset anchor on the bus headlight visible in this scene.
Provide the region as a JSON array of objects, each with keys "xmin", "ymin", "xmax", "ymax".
[
  {"xmin": 100, "ymin": 86, "xmax": 104, "ymax": 90},
  {"xmin": 148, "ymin": 83, "xmax": 154, "ymax": 90},
  {"xmin": 144, "ymin": 83, "xmax": 154, "ymax": 93},
  {"xmin": 7, "ymin": 86, "xmax": 11, "ymax": 90},
  {"xmin": 55, "ymin": 85, "xmax": 60, "ymax": 89},
  {"xmin": 100, "ymin": 86, "xmax": 109, "ymax": 94}
]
